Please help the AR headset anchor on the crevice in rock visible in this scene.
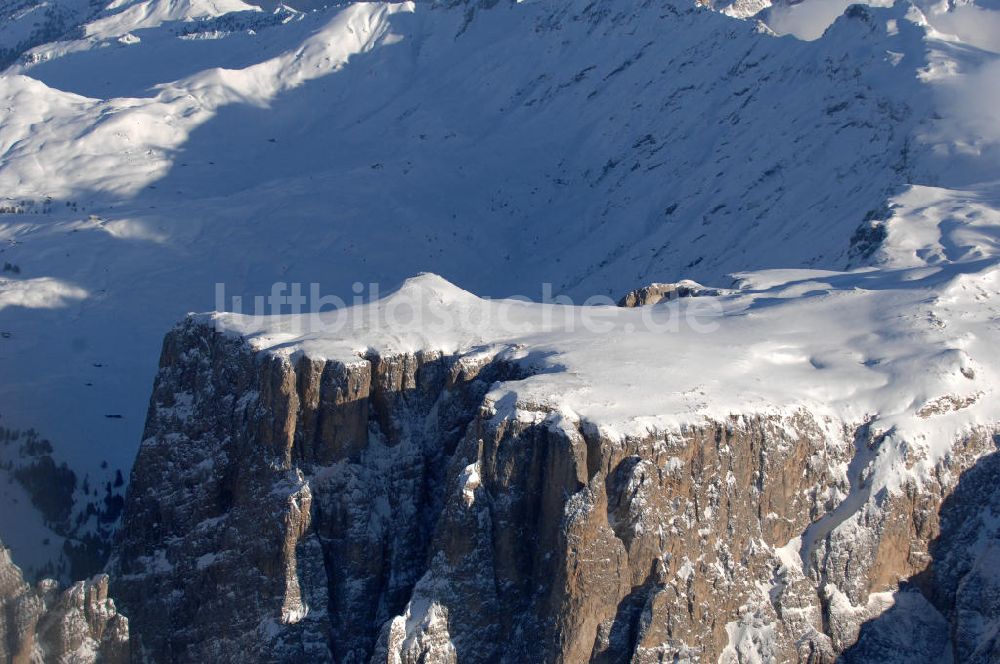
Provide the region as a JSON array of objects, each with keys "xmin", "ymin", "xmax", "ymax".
[
  {"xmin": 841, "ymin": 437, "xmax": 1000, "ymax": 663},
  {"xmin": 802, "ymin": 418, "xmax": 885, "ymax": 632},
  {"xmin": 589, "ymin": 558, "xmax": 665, "ymax": 664}
]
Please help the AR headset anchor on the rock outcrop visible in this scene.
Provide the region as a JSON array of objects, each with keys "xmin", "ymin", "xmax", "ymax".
[
  {"xmin": 371, "ymin": 406, "xmax": 852, "ymax": 664},
  {"xmin": 617, "ymin": 281, "xmax": 723, "ymax": 307},
  {"xmin": 839, "ymin": 446, "xmax": 1000, "ymax": 664},
  {"xmin": 923, "ymin": 449, "xmax": 1000, "ymax": 663},
  {"xmin": 109, "ymin": 318, "xmax": 1000, "ymax": 662},
  {"xmin": 0, "ymin": 540, "xmax": 129, "ymax": 663},
  {"xmin": 111, "ymin": 318, "xmax": 524, "ymax": 662}
]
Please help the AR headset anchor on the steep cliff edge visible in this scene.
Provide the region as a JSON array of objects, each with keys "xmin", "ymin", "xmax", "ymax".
[
  {"xmin": 0, "ymin": 540, "xmax": 129, "ymax": 663},
  {"xmin": 108, "ymin": 271, "xmax": 1000, "ymax": 662},
  {"xmin": 111, "ymin": 317, "xmax": 526, "ymax": 661}
]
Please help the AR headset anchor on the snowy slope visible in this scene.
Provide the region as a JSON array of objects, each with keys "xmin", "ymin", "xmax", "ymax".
[
  {"xmin": 0, "ymin": 0, "xmax": 98, "ymax": 68},
  {"xmin": 0, "ymin": 0, "xmax": 999, "ymax": 579},
  {"xmin": 209, "ymin": 237, "xmax": 1000, "ymax": 500}
]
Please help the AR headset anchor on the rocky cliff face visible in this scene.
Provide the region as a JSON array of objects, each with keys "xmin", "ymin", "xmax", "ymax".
[
  {"xmin": 111, "ymin": 318, "xmax": 525, "ymax": 661},
  {"xmin": 108, "ymin": 318, "xmax": 1000, "ymax": 663},
  {"xmin": 921, "ymin": 450, "xmax": 1000, "ymax": 663},
  {"xmin": 0, "ymin": 540, "xmax": 129, "ymax": 663},
  {"xmin": 371, "ymin": 403, "xmax": 851, "ymax": 664},
  {"xmin": 839, "ymin": 444, "xmax": 1000, "ymax": 664}
]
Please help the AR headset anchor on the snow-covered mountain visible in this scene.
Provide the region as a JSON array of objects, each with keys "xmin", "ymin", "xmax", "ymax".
[{"xmin": 1, "ymin": 0, "xmax": 999, "ymax": 660}]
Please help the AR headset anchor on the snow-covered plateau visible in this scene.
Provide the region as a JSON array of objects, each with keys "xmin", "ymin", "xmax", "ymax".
[{"xmin": 1, "ymin": 0, "xmax": 1000, "ymax": 662}]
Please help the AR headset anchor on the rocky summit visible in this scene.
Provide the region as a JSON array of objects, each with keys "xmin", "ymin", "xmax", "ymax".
[
  {"xmin": 109, "ymin": 264, "xmax": 1000, "ymax": 662},
  {"xmin": 104, "ymin": 319, "xmax": 972, "ymax": 662}
]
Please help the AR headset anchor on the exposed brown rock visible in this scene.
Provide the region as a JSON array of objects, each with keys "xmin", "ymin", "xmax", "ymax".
[
  {"xmin": 618, "ymin": 281, "xmax": 723, "ymax": 307},
  {"xmin": 111, "ymin": 318, "xmax": 1000, "ymax": 663},
  {"xmin": 0, "ymin": 541, "xmax": 129, "ymax": 663}
]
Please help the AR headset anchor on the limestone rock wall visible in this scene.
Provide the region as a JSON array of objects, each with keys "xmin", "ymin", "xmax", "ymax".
[
  {"xmin": 0, "ymin": 540, "xmax": 129, "ymax": 664},
  {"xmin": 111, "ymin": 318, "xmax": 998, "ymax": 663},
  {"xmin": 111, "ymin": 319, "xmax": 522, "ymax": 662}
]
